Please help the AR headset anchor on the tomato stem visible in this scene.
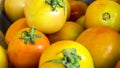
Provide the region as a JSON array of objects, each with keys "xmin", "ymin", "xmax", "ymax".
[
  {"xmin": 45, "ymin": 0, "xmax": 65, "ymax": 11},
  {"xmin": 45, "ymin": 48, "xmax": 81, "ymax": 68},
  {"xmin": 19, "ymin": 27, "xmax": 41, "ymax": 44}
]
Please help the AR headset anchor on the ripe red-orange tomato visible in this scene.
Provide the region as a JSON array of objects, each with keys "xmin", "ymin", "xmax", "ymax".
[{"xmin": 8, "ymin": 27, "xmax": 50, "ymax": 68}]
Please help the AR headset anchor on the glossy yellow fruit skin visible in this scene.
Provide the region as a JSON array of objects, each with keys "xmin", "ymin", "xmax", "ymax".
[
  {"xmin": 24, "ymin": 0, "xmax": 68, "ymax": 34},
  {"xmin": 0, "ymin": 46, "xmax": 8, "ymax": 68},
  {"xmin": 39, "ymin": 40, "xmax": 94, "ymax": 68},
  {"xmin": 95, "ymin": 0, "xmax": 120, "ymax": 4},
  {"xmin": 85, "ymin": 0, "xmax": 120, "ymax": 32},
  {"xmin": 47, "ymin": 21, "xmax": 84, "ymax": 43},
  {"xmin": 4, "ymin": 0, "xmax": 25, "ymax": 22}
]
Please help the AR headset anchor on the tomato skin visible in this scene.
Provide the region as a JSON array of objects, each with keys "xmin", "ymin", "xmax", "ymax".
[
  {"xmin": 85, "ymin": 0, "xmax": 120, "ymax": 32},
  {"xmin": 4, "ymin": 0, "xmax": 25, "ymax": 22},
  {"xmin": 68, "ymin": 1, "xmax": 87, "ymax": 21},
  {"xmin": 0, "ymin": 46, "xmax": 8, "ymax": 68},
  {"xmin": 5, "ymin": 18, "xmax": 28, "ymax": 44},
  {"xmin": 39, "ymin": 40, "xmax": 94, "ymax": 68},
  {"xmin": 24, "ymin": 0, "xmax": 68, "ymax": 34},
  {"xmin": 8, "ymin": 28, "xmax": 50, "ymax": 68}
]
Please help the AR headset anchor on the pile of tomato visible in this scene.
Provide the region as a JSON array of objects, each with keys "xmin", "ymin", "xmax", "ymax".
[{"xmin": 0, "ymin": 0, "xmax": 120, "ymax": 68}]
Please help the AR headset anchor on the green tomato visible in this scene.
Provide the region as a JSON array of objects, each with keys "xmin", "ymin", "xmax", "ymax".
[
  {"xmin": 4, "ymin": 0, "xmax": 25, "ymax": 22},
  {"xmin": 0, "ymin": 45, "xmax": 8, "ymax": 68},
  {"xmin": 24, "ymin": 0, "xmax": 68, "ymax": 34},
  {"xmin": 39, "ymin": 40, "xmax": 94, "ymax": 68}
]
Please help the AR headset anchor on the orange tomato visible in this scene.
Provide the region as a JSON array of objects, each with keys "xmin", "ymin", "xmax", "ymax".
[
  {"xmin": 85, "ymin": 0, "xmax": 120, "ymax": 32},
  {"xmin": 5, "ymin": 18, "xmax": 28, "ymax": 44},
  {"xmin": 76, "ymin": 26, "xmax": 120, "ymax": 67},
  {"xmin": 8, "ymin": 27, "xmax": 50, "ymax": 68}
]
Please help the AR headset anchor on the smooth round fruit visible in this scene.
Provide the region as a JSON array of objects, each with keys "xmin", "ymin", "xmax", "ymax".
[
  {"xmin": 39, "ymin": 40, "xmax": 94, "ymax": 68},
  {"xmin": 76, "ymin": 26, "xmax": 120, "ymax": 68},
  {"xmin": 5, "ymin": 18, "xmax": 28, "ymax": 44},
  {"xmin": 4, "ymin": 0, "xmax": 25, "ymax": 22},
  {"xmin": 8, "ymin": 27, "xmax": 50, "ymax": 68},
  {"xmin": 85, "ymin": 0, "xmax": 120, "ymax": 32},
  {"xmin": 69, "ymin": 0, "xmax": 87, "ymax": 21},
  {"xmin": 24, "ymin": 0, "xmax": 68, "ymax": 34},
  {"xmin": 47, "ymin": 21, "xmax": 84, "ymax": 43},
  {"xmin": 95, "ymin": 0, "xmax": 120, "ymax": 4}
]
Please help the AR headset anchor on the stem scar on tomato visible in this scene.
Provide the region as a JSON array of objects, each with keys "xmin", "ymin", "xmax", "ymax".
[
  {"xmin": 45, "ymin": 0, "xmax": 65, "ymax": 11},
  {"xmin": 102, "ymin": 12, "xmax": 111, "ymax": 21},
  {"xmin": 19, "ymin": 27, "xmax": 41, "ymax": 44},
  {"xmin": 45, "ymin": 48, "xmax": 81, "ymax": 68}
]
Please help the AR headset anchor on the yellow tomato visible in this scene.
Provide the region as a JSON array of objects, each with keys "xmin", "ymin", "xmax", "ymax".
[
  {"xmin": 0, "ymin": 46, "xmax": 8, "ymax": 68},
  {"xmin": 39, "ymin": 40, "xmax": 94, "ymax": 68},
  {"xmin": 85, "ymin": 0, "xmax": 120, "ymax": 32},
  {"xmin": 95, "ymin": 0, "xmax": 120, "ymax": 4},
  {"xmin": 4, "ymin": 0, "xmax": 25, "ymax": 22},
  {"xmin": 24, "ymin": 0, "xmax": 68, "ymax": 34}
]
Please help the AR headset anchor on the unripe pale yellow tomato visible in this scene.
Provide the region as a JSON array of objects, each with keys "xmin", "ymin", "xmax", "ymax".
[
  {"xmin": 39, "ymin": 40, "xmax": 94, "ymax": 68},
  {"xmin": 24, "ymin": 0, "xmax": 68, "ymax": 34}
]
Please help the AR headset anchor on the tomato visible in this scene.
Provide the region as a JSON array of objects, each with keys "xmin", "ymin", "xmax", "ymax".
[
  {"xmin": 47, "ymin": 21, "xmax": 84, "ymax": 43},
  {"xmin": 0, "ymin": 45, "xmax": 8, "ymax": 68},
  {"xmin": 85, "ymin": 0, "xmax": 120, "ymax": 32},
  {"xmin": 4, "ymin": 0, "xmax": 26, "ymax": 22},
  {"xmin": 8, "ymin": 27, "xmax": 50, "ymax": 68},
  {"xmin": 5, "ymin": 18, "xmax": 28, "ymax": 44},
  {"xmin": 95, "ymin": 0, "xmax": 120, "ymax": 4},
  {"xmin": 39, "ymin": 40, "xmax": 94, "ymax": 68},
  {"xmin": 24, "ymin": 0, "xmax": 68, "ymax": 34},
  {"xmin": 76, "ymin": 26, "xmax": 120, "ymax": 68},
  {"xmin": 68, "ymin": 0, "xmax": 87, "ymax": 21}
]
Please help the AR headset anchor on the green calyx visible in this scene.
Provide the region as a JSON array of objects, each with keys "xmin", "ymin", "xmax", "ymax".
[
  {"xmin": 46, "ymin": 48, "xmax": 81, "ymax": 68},
  {"xmin": 45, "ymin": 0, "xmax": 65, "ymax": 11},
  {"xmin": 19, "ymin": 27, "xmax": 41, "ymax": 44}
]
